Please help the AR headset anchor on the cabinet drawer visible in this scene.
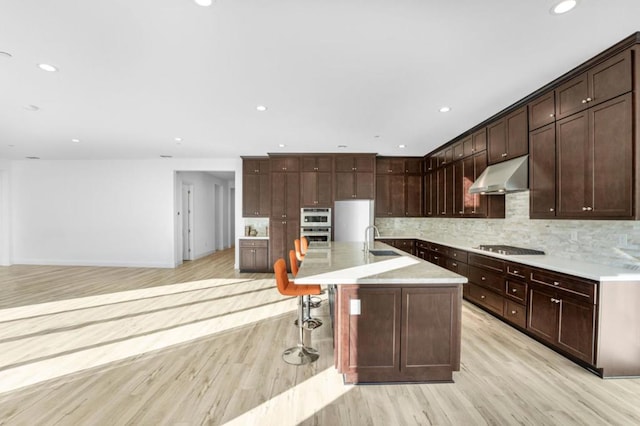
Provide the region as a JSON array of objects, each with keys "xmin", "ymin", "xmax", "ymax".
[
  {"xmin": 503, "ymin": 299, "xmax": 526, "ymax": 328},
  {"xmin": 469, "ymin": 253, "xmax": 505, "ymax": 273},
  {"xmin": 239, "ymin": 239, "xmax": 268, "ymax": 248},
  {"xmin": 505, "ymin": 279, "xmax": 527, "ymax": 304},
  {"xmin": 530, "ymin": 269, "xmax": 596, "ymax": 303},
  {"xmin": 506, "ymin": 262, "xmax": 529, "ymax": 280},
  {"xmin": 468, "ymin": 266, "xmax": 503, "ymax": 293},
  {"xmin": 468, "ymin": 283, "xmax": 503, "ymax": 316},
  {"xmin": 448, "ymin": 248, "xmax": 468, "ymax": 264},
  {"xmin": 445, "ymin": 258, "xmax": 468, "ymax": 276},
  {"xmin": 429, "ymin": 243, "xmax": 449, "ymax": 257}
]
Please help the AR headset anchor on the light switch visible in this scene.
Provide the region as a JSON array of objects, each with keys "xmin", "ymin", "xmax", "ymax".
[{"xmin": 350, "ymin": 299, "xmax": 361, "ymax": 315}]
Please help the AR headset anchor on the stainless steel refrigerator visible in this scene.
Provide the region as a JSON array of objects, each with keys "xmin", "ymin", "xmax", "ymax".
[{"xmin": 333, "ymin": 200, "xmax": 375, "ymax": 242}]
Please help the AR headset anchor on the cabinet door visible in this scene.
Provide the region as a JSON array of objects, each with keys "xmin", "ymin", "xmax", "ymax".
[
  {"xmin": 472, "ymin": 128, "xmax": 487, "ymax": 153},
  {"xmin": 506, "ymin": 107, "xmax": 528, "ymax": 159},
  {"xmin": 453, "ymin": 141, "xmax": 464, "ymax": 161},
  {"xmin": 355, "ymin": 172, "xmax": 375, "ymax": 199},
  {"xmin": 239, "ymin": 247, "xmax": 256, "ymax": 271},
  {"xmin": 556, "ymin": 73, "xmax": 589, "ymax": 119},
  {"xmin": 424, "ymin": 172, "xmax": 435, "ymax": 217},
  {"xmin": 529, "ymin": 123, "xmax": 556, "ymax": 218},
  {"xmin": 355, "ymin": 156, "xmax": 375, "ymax": 172},
  {"xmin": 556, "ymin": 111, "xmax": 589, "ymax": 217},
  {"xmin": 405, "ymin": 174, "xmax": 422, "ymax": 217},
  {"xmin": 285, "ymin": 174, "xmax": 300, "ymax": 219},
  {"xmin": 472, "ymin": 152, "xmax": 488, "ymax": 217},
  {"xmin": 590, "ymin": 94, "xmax": 632, "ymax": 217},
  {"xmin": 404, "ymin": 158, "xmax": 422, "ymax": 174},
  {"xmin": 487, "ymin": 118, "xmax": 507, "ymax": 164},
  {"xmin": 453, "ymin": 161, "xmax": 464, "ymax": 216},
  {"xmin": 335, "ymin": 172, "xmax": 354, "ymax": 200},
  {"xmin": 528, "ymin": 92, "xmax": 556, "ymax": 131},
  {"xmin": 254, "ymin": 246, "xmax": 269, "ymax": 272},
  {"xmin": 243, "ymin": 174, "xmax": 260, "ymax": 217},
  {"xmin": 462, "ymin": 156, "xmax": 475, "ymax": 215},
  {"xmin": 527, "ymin": 287, "xmax": 558, "ymax": 343},
  {"xmin": 437, "ymin": 168, "xmax": 446, "ymax": 216},
  {"xmin": 401, "ymin": 287, "xmax": 461, "ymax": 375},
  {"xmin": 335, "ymin": 157, "xmax": 354, "ymax": 173},
  {"xmin": 390, "ymin": 175, "xmax": 405, "ymax": 216},
  {"xmin": 590, "ymin": 49, "xmax": 632, "ymax": 108},
  {"xmin": 461, "ymin": 135, "xmax": 473, "ymax": 158},
  {"xmin": 375, "ymin": 175, "xmax": 390, "ymax": 216},
  {"xmin": 316, "ymin": 172, "xmax": 332, "ymax": 206},
  {"xmin": 269, "ymin": 219, "xmax": 298, "ymax": 271},
  {"xmin": 557, "ymin": 298, "xmax": 595, "ymax": 364},
  {"xmin": 300, "ymin": 172, "xmax": 318, "ymax": 207},
  {"xmin": 339, "ymin": 287, "xmax": 401, "ymax": 375}
]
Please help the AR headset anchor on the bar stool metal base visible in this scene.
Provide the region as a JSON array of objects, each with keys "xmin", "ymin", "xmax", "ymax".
[{"xmin": 282, "ymin": 345, "xmax": 319, "ymax": 365}]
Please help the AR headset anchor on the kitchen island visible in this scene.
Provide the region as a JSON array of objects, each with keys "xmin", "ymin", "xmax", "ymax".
[{"xmin": 295, "ymin": 241, "xmax": 468, "ymax": 384}]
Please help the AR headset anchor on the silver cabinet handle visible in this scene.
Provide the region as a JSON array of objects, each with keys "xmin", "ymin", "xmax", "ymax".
[
  {"xmin": 512, "ymin": 288, "xmax": 517, "ymax": 293},
  {"xmin": 452, "ymin": 262, "xmax": 458, "ymax": 267},
  {"xmin": 480, "ymin": 295, "xmax": 486, "ymax": 299},
  {"xmin": 511, "ymin": 310, "xmax": 517, "ymax": 315},
  {"xmin": 481, "ymin": 276, "xmax": 486, "ymax": 281},
  {"xmin": 501, "ymin": 153, "xmax": 508, "ymax": 157},
  {"xmin": 586, "ymin": 97, "xmax": 592, "ymax": 102},
  {"xmin": 553, "ymin": 281, "xmax": 559, "ymax": 286},
  {"xmin": 582, "ymin": 99, "xmax": 588, "ymax": 104},
  {"xmin": 549, "ymin": 113, "xmax": 555, "ymax": 117},
  {"xmin": 549, "ymin": 208, "xmax": 554, "ymax": 212}
]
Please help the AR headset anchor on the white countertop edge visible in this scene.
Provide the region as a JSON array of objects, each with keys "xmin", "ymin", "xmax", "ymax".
[{"xmin": 294, "ymin": 277, "xmax": 467, "ymax": 285}]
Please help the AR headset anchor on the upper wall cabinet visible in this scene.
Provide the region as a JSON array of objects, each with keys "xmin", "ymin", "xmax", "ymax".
[
  {"xmin": 376, "ymin": 157, "xmax": 423, "ymax": 217},
  {"xmin": 300, "ymin": 155, "xmax": 332, "ymax": 207},
  {"xmin": 528, "ymin": 91, "xmax": 556, "ymax": 131},
  {"xmin": 242, "ymin": 157, "xmax": 270, "ymax": 217},
  {"xmin": 335, "ymin": 155, "xmax": 375, "ymax": 200},
  {"xmin": 487, "ymin": 106, "xmax": 528, "ymax": 164},
  {"xmin": 556, "ymin": 50, "xmax": 632, "ymax": 120}
]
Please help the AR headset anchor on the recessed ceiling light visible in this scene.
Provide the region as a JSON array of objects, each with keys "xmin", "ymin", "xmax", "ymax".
[
  {"xmin": 551, "ymin": 0, "xmax": 577, "ymax": 14},
  {"xmin": 374, "ymin": 135, "xmax": 380, "ymax": 139},
  {"xmin": 160, "ymin": 155, "xmax": 173, "ymax": 158},
  {"xmin": 175, "ymin": 137, "xmax": 183, "ymax": 143},
  {"xmin": 398, "ymin": 144, "xmax": 406, "ymax": 149},
  {"xmin": 38, "ymin": 63, "xmax": 58, "ymax": 72},
  {"xmin": 0, "ymin": 51, "xmax": 12, "ymax": 59},
  {"xmin": 194, "ymin": 0, "xmax": 212, "ymax": 6},
  {"xmin": 26, "ymin": 156, "xmax": 40, "ymax": 160},
  {"xmin": 256, "ymin": 105, "xmax": 268, "ymax": 112},
  {"xmin": 71, "ymin": 138, "xmax": 80, "ymax": 143},
  {"xmin": 278, "ymin": 144, "xmax": 286, "ymax": 148},
  {"xmin": 439, "ymin": 106, "xmax": 451, "ymax": 113},
  {"xmin": 337, "ymin": 145, "xmax": 348, "ymax": 149},
  {"xmin": 24, "ymin": 105, "xmax": 40, "ymax": 111}
]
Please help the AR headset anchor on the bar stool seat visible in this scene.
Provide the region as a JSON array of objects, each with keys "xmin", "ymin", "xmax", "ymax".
[{"xmin": 274, "ymin": 258, "xmax": 321, "ymax": 365}]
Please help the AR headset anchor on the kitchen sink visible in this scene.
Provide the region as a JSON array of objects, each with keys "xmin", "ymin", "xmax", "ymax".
[{"xmin": 368, "ymin": 250, "xmax": 401, "ymax": 256}]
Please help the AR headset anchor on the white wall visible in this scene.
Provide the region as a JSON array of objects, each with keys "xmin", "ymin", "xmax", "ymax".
[{"xmin": 10, "ymin": 158, "xmax": 238, "ymax": 268}]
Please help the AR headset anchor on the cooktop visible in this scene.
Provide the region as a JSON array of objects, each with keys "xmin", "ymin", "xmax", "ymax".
[{"xmin": 474, "ymin": 245, "xmax": 545, "ymax": 255}]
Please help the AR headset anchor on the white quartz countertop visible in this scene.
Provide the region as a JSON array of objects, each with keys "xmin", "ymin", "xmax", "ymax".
[
  {"xmin": 377, "ymin": 236, "xmax": 640, "ymax": 282},
  {"xmin": 294, "ymin": 241, "xmax": 468, "ymax": 285}
]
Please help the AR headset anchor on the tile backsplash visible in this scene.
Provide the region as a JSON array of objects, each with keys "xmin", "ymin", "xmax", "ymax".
[{"xmin": 375, "ymin": 191, "xmax": 640, "ymax": 270}]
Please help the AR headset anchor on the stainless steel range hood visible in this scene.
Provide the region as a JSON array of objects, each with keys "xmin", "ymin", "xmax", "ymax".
[{"xmin": 468, "ymin": 155, "xmax": 528, "ymax": 195}]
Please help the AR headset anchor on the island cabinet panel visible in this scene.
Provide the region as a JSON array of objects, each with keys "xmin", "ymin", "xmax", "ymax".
[
  {"xmin": 401, "ymin": 287, "xmax": 461, "ymax": 378},
  {"xmin": 336, "ymin": 284, "xmax": 461, "ymax": 383},
  {"xmin": 339, "ymin": 287, "xmax": 401, "ymax": 375}
]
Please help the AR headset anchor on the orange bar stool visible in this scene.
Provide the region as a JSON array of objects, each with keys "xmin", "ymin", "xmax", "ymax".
[
  {"xmin": 289, "ymin": 250, "xmax": 322, "ymax": 330},
  {"xmin": 294, "ymin": 238, "xmax": 305, "ymax": 261},
  {"xmin": 274, "ymin": 258, "xmax": 321, "ymax": 365},
  {"xmin": 301, "ymin": 236, "xmax": 309, "ymax": 254}
]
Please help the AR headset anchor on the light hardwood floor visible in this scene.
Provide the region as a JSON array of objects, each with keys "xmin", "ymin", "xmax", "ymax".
[{"xmin": 0, "ymin": 248, "xmax": 639, "ymax": 425}]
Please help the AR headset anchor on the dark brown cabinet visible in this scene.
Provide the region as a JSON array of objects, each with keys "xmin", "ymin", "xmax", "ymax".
[
  {"xmin": 335, "ymin": 155, "xmax": 375, "ymax": 200},
  {"xmin": 462, "ymin": 128, "xmax": 487, "ymax": 158},
  {"xmin": 239, "ymin": 239, "xmax": 269, "ymax": 272},
  {"xmin": 269, "ymin": 156, "xmax": 300, "ymax": 271},
  {"xmin": 300, "ymin": 155, "xmax": 332, "ymax": 207},
  {"xmin": 528, "ymin": 91, "xmax": 556, "ymax": 131},
  {"xmin": 556, "ymin": 50, "xmax": 632, "ymax": 120},
  {"xmin": 375, "ymin": 157, "xmax": 423, "ymax": 217},
  {"xmin": 242, "ymin": 157, "xmax": 270, "ymax": 217},
  {"xmin": 384, "ymin": 239, "xmax": 415, "ymax": 255},
  {"xmin": 269, "ymin": 218, "xmax": 299, "ymax": 271},
  {"xmin": 336, "ymin": 284, "xmax": 461, "ymax": 383},
  {"xmin": 487, "ymin": 106, "xmax": 528, "ymax": 164},
  {"xmin": 529, "ymin": 123, "xmax": 556, "ymax": 218},
  {"xmin": 556, "ymin": 93, "xmax": 633, "ymax": 218},
  {"xmin": 423, "ymin": 171, "xmax": 437, "ymax": 217},
  {"xmin": 528, "ymin": 283, "xmax": 596, "ymax": 365}
]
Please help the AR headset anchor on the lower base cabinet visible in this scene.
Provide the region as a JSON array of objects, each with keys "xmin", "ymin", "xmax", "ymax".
[
  {"xmin": 239, "ymin": 239, "xmax": 269, "ymax": 272},
  {"xmin": 335, "ymin": 284, "xmax": 461, "ymax": 383}
]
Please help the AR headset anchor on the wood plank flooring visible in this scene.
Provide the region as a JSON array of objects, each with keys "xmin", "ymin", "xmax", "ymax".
[{"xmin": 0, "ymin": 248, "xmax": 639, "ymax": 425}]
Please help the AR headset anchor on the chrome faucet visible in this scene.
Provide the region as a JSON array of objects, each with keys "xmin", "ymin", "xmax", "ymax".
[{"xmin": 364, "ymin": 225, "xmax": 380, "ymax": 253}]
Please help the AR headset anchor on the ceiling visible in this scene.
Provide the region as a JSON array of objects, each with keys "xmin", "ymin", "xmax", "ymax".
[{"xmin": 1, "ymin": 0, "xmax": 639, "ymax": 161}]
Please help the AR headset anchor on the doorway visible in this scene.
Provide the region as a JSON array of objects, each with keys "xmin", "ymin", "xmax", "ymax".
[{"xmin": 182, "ymin": 184, "xmax": 194, "ymax": 261}]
